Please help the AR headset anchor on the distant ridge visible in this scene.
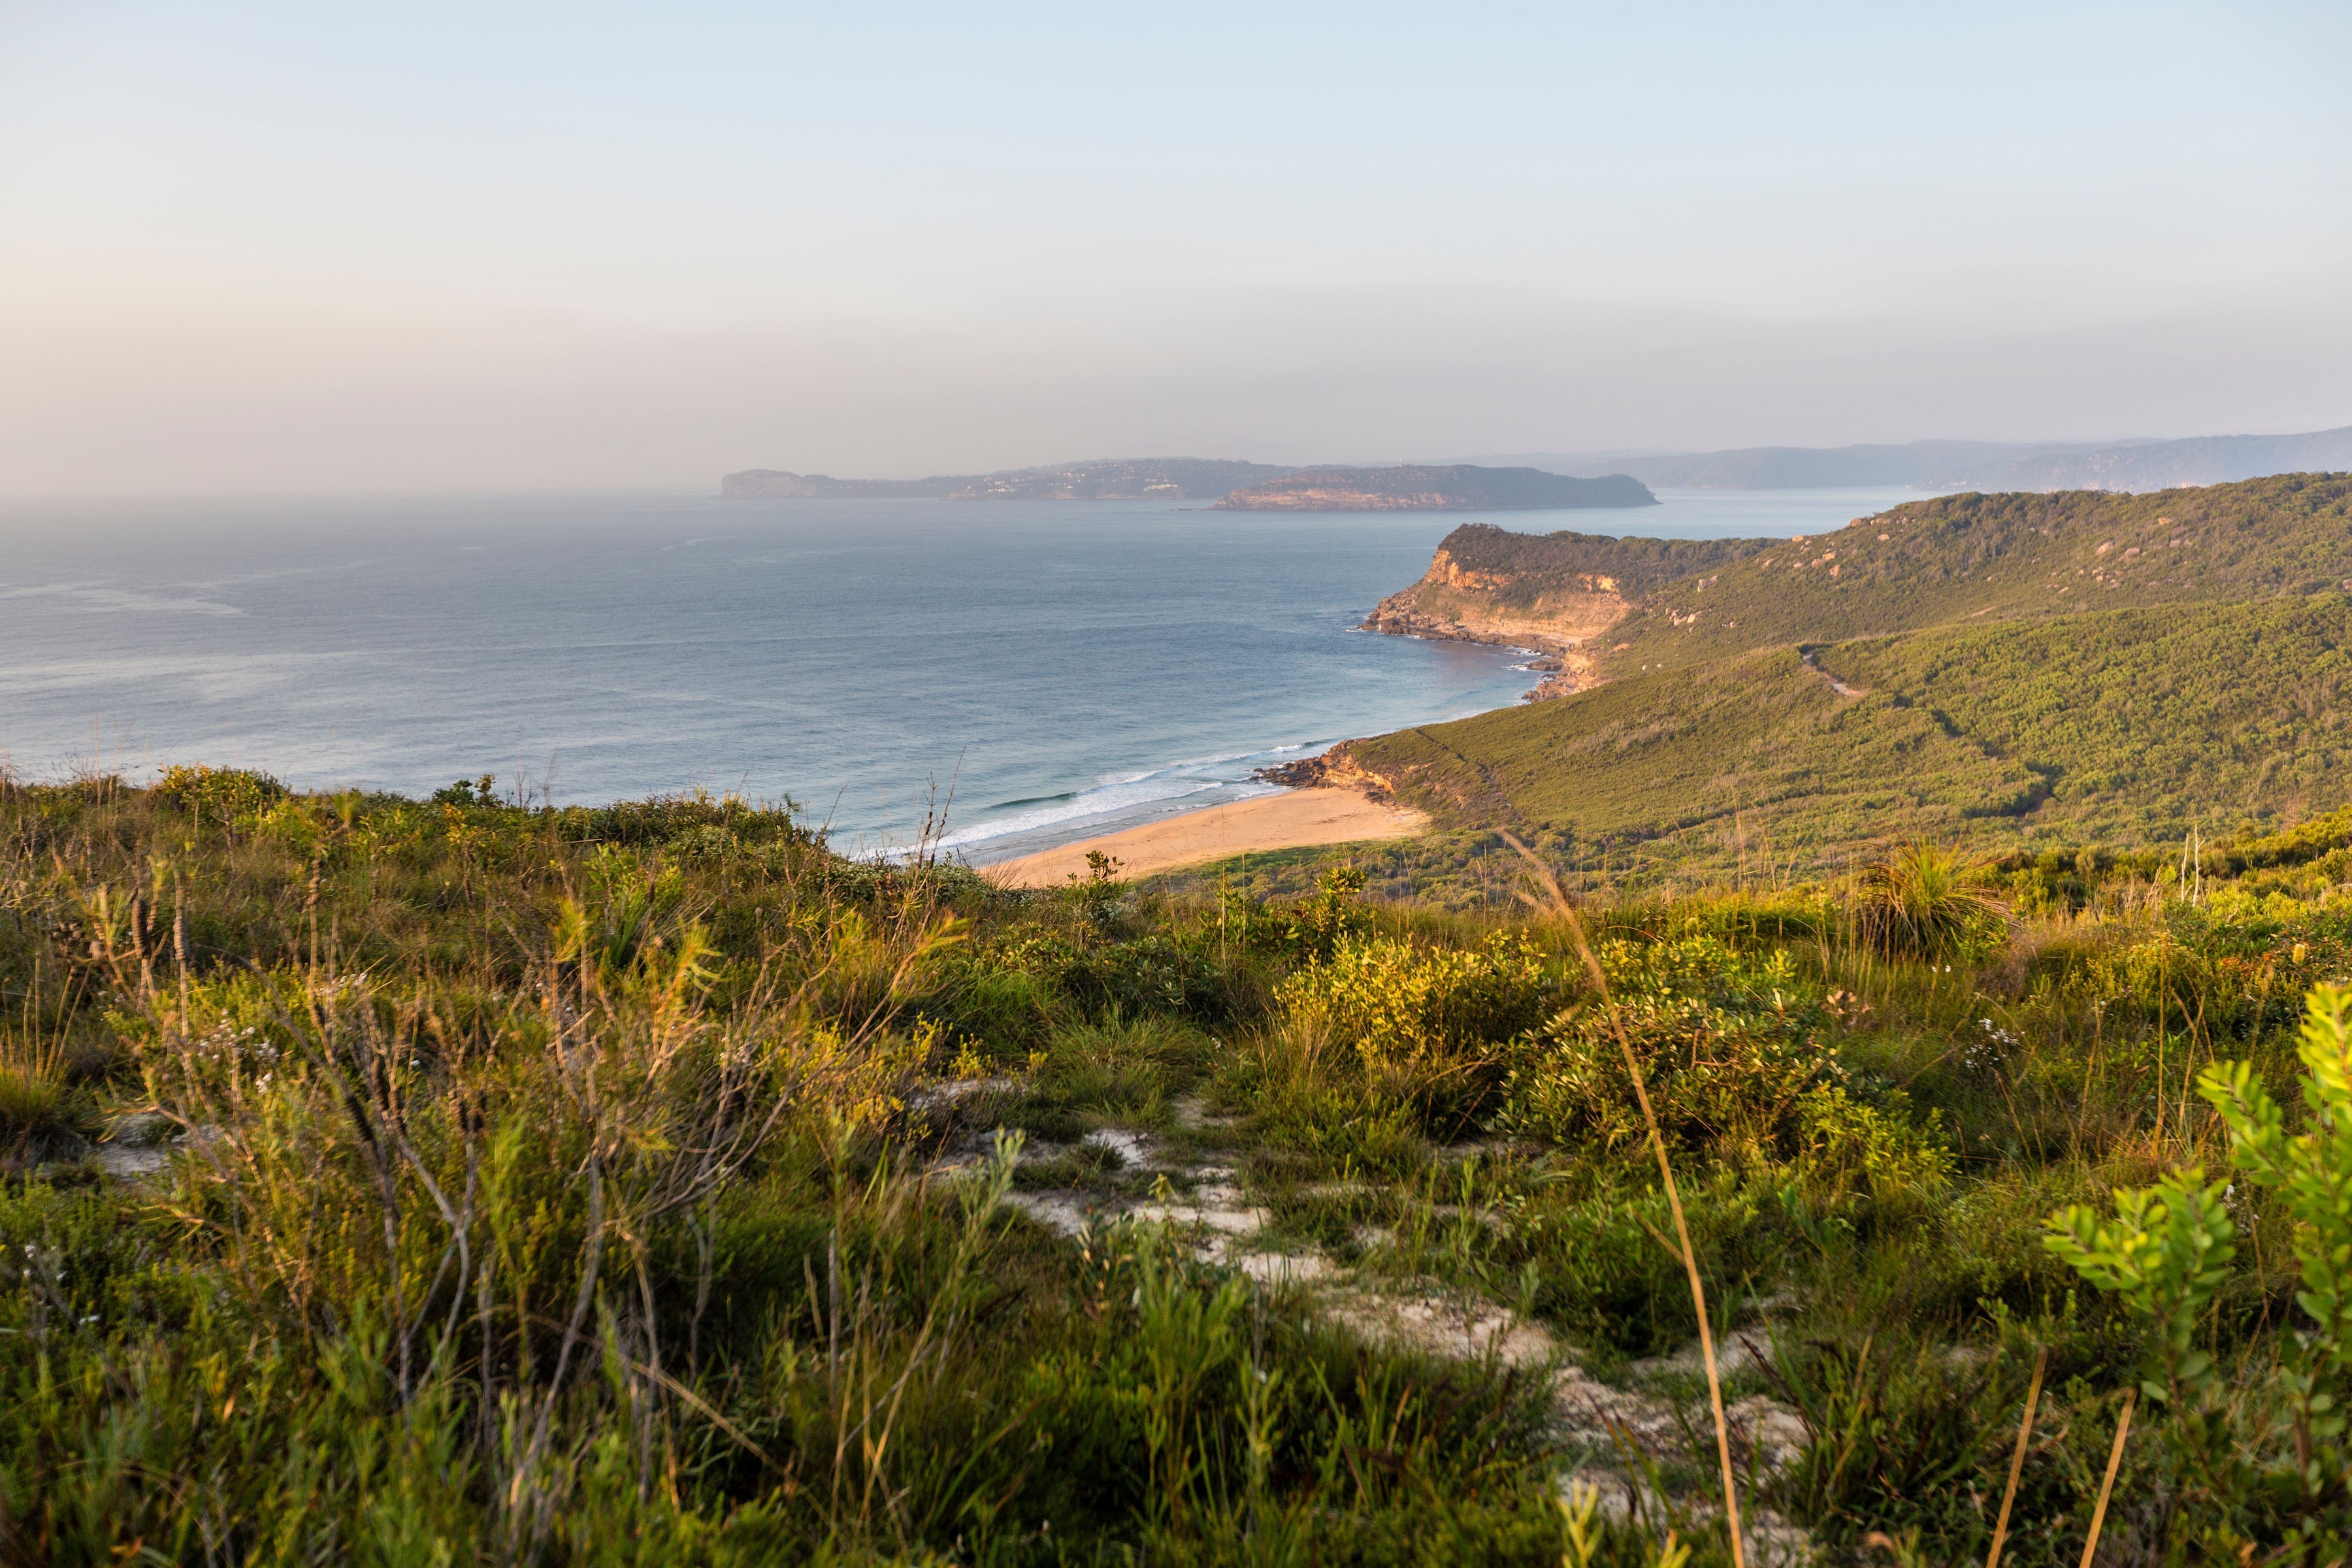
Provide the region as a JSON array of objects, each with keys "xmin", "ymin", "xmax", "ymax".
[
  {"xmin": 1951, "ymin": 427, "xmax": 2352, "ymax": 492},
  {"xmin": 1476, "ymin": 424, "xmax": 2352, "ymax": 493},
  {"xmin": 720, "ymin": 457, "xmax": 1290, "ymax": 501},
  {"xmin": 1533, "ymin": 440, "xmax": 2072, "ymax": 490},
  {"xmin": 1331, "ymin": 471, "xmax": 2352, "ymax": 871},
  {"xmin": 1213, "ymin": 465, "xmax": 1656, "ymax": 512},
  {"xmin": 727, "ymin": 427, "xmax": 2352, "ymax": 504}
]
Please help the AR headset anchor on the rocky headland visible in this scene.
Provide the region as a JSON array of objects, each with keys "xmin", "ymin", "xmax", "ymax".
[{"xmin": 1361, "ymin": 523, "xmax": 1771, "ymax": 699}]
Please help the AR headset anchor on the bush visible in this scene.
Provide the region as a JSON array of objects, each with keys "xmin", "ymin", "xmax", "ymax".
[
  {"xmin": 1275, "ymin": 932, "xmax": 1550, "ymax": 1123},
  {"xmin": 1855, "ymin": 841, "xmax": 2008, "ymax": 960},
  {"xmin": 0, "ymin": 1064, "xmax": 93, "ymax": 1160},
  {"xmin": 1503, "ymin": 929, "xmax": 1831, "ymax": 1164}
]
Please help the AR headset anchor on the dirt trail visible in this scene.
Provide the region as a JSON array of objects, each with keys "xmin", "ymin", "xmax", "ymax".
[
  {"xmin": 932, "ymin": 1098, "xmax": 1816, "ymax": 1557},
  {"xmin": 1801, "ymin": 647, "xmax": 1865, "ymax": 698}
]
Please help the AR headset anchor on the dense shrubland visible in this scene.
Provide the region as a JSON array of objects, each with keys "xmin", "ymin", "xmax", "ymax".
[
  {"xmin": 1339, "ymin": 475, "xmax": 2352, "ymax": 882},
  {"xmin": 8, "ymin": 771, "xmax": 2352, "ymax": 1561}
]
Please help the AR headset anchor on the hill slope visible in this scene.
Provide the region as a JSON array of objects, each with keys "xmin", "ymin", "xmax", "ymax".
[
  {"xmin": 1337, "ymin": 596, "xmax": 2352, "ymax": 869},
  {"xmin": 1592, "ymin": 439, "xmax": 2074, "ymax": 490},
  {"xmin": 1952, "ymin": 425, "xmax": 2352, "ymax": 492},
  {"xmin": 1328, "ymin": 474, "xmax": 2352, "ymax": 870},
  {"xmin": 1605, "ymin": 474, "xmax": 2352, "ymax": 675}
]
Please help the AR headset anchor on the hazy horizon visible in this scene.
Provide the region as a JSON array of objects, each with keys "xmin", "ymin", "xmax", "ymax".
[{"xmin": 3, "ymin": 2, "xmax": 2347, "ymax": 497}]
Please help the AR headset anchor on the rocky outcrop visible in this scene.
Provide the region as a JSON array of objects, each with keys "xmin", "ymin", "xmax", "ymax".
[
  {"xmin": 1254, "ymin": 746, "xmax": 1399, "ymax": 799},
  {"xmin": 1361, "ymin": 525, "xmax": 1776, "ymax": 700},
  {"xmin": 1363, "ymin": 547, "xmax": 1632, "ymax": 700},
  {"xmin": 1261, "ymin": 737, "xmax": 1522, "ymax": 827}
]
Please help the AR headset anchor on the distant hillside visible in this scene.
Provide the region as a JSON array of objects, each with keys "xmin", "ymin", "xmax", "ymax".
[
  {"xmin": 721, "ymin": 457, "xmax": 1291, "ymax": 501},
  {"xmin": 723, "ymin": 470, "xmax": 938, "ymax": 499},
  {"xmin": 1213, "ymin": 466, "xmax": 1655, "ymax": 513},
  {"xmin": 1480, "ymin": 424, "xmax": 2352, "ymax": 493},
  {"xmin": 1332, "ymin": 595, "xmax": 2352, "ymax": 869},
  {"xmin": 1610, "ymin": 440, "xmax": 2066, "ymax": 490},
  {"xmin": 1476, "ymin": 439, "xmax": 2108, "ymax": 489},
  {"xmin": 1326, "ymin": 472, "xmax": 2352, "ymax": 870},
  {"xmin": 1948, "ymin": 426, "xmax": 2352, "ymax": 492},
  {"xmin": 1604, "ymin": 474, "xmax": 2352, "ymax": 676}
]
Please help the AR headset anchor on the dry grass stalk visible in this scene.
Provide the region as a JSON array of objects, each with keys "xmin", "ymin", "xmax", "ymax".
[
  {"xmin": 1985, "ymin": 1345, "xmax": 2046, "ymax": 1568},
  {"xmin": 1501, "ymin": 833, "xmax": 1745, "ymax": 1568},
  {"xmin": 2078, "ymin": 1390, "xmax": 2134, "ymax": 1568}
]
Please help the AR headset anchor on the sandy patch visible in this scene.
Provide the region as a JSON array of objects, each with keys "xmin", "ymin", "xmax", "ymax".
[{"xmin": 984, "ymin": 787, "xmax": 1426, "ymax": 888}]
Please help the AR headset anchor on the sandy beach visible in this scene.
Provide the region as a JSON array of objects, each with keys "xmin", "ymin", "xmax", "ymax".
[{"xmin": 984, "ymin": 787, "xmax": 1426, "ymax": 888}]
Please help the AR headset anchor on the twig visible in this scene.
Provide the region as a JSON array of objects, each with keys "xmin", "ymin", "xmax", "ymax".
[
  {"xmin": 1986, "ymin": 1346, "xmax": 2046, "ymax": 1568},
  {"xmin": 1501, "ymin": 832, "xmax": 1744, "ymax": 1568},
  {"xmin": 2078, "ymin": 1390, "xmax": 2134, "ymax": 1568}
]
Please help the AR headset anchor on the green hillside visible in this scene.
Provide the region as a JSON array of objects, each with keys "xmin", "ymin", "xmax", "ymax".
[
  {"xmin": 1347, "ymin": 593, "xmax": 2352, "ymax": 871},
  {"xmin": 1426, "ymin": 521, "xmax": 1773, "ymax": 604},
  {"xmin": 1602, "ymin": 472, "xmax": 2352, "ymax": 675}
]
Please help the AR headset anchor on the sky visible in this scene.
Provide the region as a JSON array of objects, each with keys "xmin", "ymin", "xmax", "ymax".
[{"xmin": 1, "ymin": 1, "xmax": 2347, "ymax": 494}]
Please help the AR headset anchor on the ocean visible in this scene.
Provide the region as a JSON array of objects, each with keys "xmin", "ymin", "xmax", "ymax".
[{"xmin": 0, "ymin": 487, "xmax": 1927, "ymax": 862}]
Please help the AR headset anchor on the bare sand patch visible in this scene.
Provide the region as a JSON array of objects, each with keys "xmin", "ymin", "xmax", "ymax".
[{"xmin": 983, "ymin": 787, "xmax": 1426, "ymax": 888}]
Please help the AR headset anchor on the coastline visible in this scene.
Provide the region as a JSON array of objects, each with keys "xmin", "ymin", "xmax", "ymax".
[{"xmin": 981, "ymin": 786, "xmax": 1427, "ymax": 887}]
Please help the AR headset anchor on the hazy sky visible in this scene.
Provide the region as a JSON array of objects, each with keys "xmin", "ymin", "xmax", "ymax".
[{"xmin": 3, "ymin": 1, "xmax": 2347, "ymax": 493}]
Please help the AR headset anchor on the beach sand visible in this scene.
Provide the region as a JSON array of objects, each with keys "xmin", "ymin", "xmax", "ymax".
[{"xmin": 985, "ymin": 787, "xmax": 1426, "ymax": 889}]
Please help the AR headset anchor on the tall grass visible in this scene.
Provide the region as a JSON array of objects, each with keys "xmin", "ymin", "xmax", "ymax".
[{"xmin": 5, "ymin": 770, "xmax": 2351, "ymax": 1560}]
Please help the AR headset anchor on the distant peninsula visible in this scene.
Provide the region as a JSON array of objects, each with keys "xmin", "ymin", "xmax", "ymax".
[
  {"xmin": 1212, "ymin": 465, "xmax": 1656, "ymax": 512},
  {"xmin": 720, "ymin": 457, "xmax": 1656, "ymax": 511},
  {"xmin": 720, "ymin": 457, "xmax": 1289, "ymax": 502}
]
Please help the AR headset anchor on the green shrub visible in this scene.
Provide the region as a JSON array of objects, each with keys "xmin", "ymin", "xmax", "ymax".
[
  {"xmin": 1503, "ymin": 929, "xmax": 1829, "ymax": 1164},
  {"xmin": 1855, "ymin": 841, "xmax": 2009, "ymax": 960},
  {"xmin": 1275, "ymin": 932, "xmax": 1548, "ymax": 1117},
  {"xmin": 0, "ymin": 1064, "xmax": 92, "ymax": 1159},
  {"xmin": 154, "ymin": 762, "xmax": 287, "ymax": 821}
]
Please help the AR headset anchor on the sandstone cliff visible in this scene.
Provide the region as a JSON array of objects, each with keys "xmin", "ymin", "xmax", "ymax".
[{"xmin": 1362, "ymin": 523, "xmax": 1772, "ymax": 699}]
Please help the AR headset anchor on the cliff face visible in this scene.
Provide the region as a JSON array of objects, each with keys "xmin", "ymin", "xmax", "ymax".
[
  {"xmin": 1215, "ymin": 465, "xmax": 1655, "ymax": 512},
  {"xmin": 1365, "ymin": 549, "xmax": 1630, "ymax": 698},
  {"xmin": 1364, "ymin": 525, "xmax": 1773, "ymax": 700}
]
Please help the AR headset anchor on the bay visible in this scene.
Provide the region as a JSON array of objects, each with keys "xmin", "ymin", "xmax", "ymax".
[{"xmin": 0, "ymin": 486, "xmax": 1928, "ymax": 860}]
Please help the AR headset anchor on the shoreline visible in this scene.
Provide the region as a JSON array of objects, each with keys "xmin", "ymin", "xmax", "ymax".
[{"xmin": 982, "ymin": 786, "xmax": 1427, "ymax": 888}]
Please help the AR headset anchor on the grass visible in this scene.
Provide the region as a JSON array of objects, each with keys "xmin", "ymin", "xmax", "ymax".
[{"xmin": 8, "ymin": 769, "xmax": 2352, "ymax": 1560}]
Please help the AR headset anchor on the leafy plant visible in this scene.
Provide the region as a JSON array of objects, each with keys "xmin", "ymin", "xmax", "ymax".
[
  {"xmin": 1275, "ymin": 930, "xmax": 1546, "ymax": 1123},
  {"xmin": 1855, "ymin": 841, "xmax": 2008, "ymax": 962},
  {"xmin": 1504, "ymin": 931, "xmax": 1827, "ymax": 1162},
  {"xmin": 2198, "ymin": 983, "xmax": 2352, "ymax": 1499},
  {"xmin": 2044, "ymin": 1169, "xmax": 2235, "ymax": 1407}
]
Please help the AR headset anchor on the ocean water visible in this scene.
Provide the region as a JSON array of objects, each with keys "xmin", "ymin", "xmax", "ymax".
[{"xmin": 0, "ymin": 486, "xmax": 1928, "ymax": 861}]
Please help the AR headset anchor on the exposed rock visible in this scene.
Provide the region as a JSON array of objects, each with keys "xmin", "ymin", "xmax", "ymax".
[{"xmin": 1360, "ymin": 524, "xmax": 1774, "ymax": 701}]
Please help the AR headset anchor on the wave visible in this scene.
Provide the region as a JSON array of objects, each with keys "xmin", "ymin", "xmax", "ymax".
[{"xmin": 927, "ymin": 739, "xmax": 1330, "ymax": 857}]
